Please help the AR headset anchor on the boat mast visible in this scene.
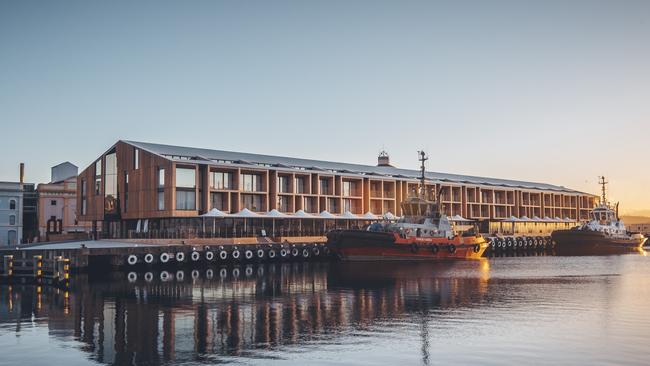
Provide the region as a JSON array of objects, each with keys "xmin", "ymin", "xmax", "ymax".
[
  {"xmin": 418, "ymin": 150, "xmax": 428, "ymax": 199},
  {"xmin": 598, "ymin": 176, "xmax": 608, "ymax": 205}
]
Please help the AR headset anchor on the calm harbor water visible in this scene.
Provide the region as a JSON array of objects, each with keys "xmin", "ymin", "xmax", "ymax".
[{"xmin": 1, "ymin": 253, "xmax": 649, "ymax": 366}]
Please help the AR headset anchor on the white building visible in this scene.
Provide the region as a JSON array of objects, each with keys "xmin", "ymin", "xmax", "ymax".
[{"xmin": 0, "ymin": 182, "xmax": 23, "ymax": 246}]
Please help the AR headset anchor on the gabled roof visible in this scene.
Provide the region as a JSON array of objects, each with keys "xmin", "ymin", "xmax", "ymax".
[{"xmin": 122, "ymin": 140, "xmax": 591, "ymax": 195}]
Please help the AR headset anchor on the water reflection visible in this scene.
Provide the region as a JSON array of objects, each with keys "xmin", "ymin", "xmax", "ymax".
[
  {"xmin": 0, "ymin": 261, "xmax": 492, "ymax": 365},
  {"xmin": 1, "ymin": 255, "xmax": 649, "ymax": 366}
]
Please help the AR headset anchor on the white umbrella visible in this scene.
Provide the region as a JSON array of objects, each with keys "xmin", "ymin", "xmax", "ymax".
[
  {"xmin": 230, "ymin": 208, "xmax": 262, "ymax": 218},
  {"xmin": 320, "ymin": 210, "xmax": 336, "ymax": 232},
  {"xmin": 339, "ymin": 211, "xmax": 359, "ymax": 219},
  {"xmin": 319, "ymin": 210, "xmax": 336, "ymax": 218},
  {"xmin": 266, "ymin": 209, "xmax": 289, "ymax": 237},
  {"xmin": 383, "ymin": 211, "xmax": 396, "ymax": 220},
  {"xmin": 230, "ymin": 208, "xmax": 262, "ymax": 234},
  {"xmin": 339, "ymin": 210, "xmax": 358, "ymax": 229},
  {"xmin": 201, "ymin": 208, "xmax": 228, "ymax": 217},
  {"xmin": 294, "ymin": 209, "xmax": 314, "ymax": 218},
  {"xmin": 294, "ymin": 210, "xmax": 315, "ymax": 235},
  {"xmin": 202, "ymin": 208, "xmax": 228, "ymax": 237},
  {"xmin": 362, "ymin": 211, "xmax": 377, "ymax": 220},
  {"xmin": 450, "ymin": 214, "xmax": 473, "ymax": 222}
]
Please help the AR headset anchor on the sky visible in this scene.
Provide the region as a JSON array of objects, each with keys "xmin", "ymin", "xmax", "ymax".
[{"xmin": 0, "ymin": 0, "xmax": 649, "ymax": 214}]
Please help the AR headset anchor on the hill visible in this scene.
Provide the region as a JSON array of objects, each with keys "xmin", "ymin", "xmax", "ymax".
[{"xmin": 620, "ymin": 216, "xmax": 650, "ymax": 224}]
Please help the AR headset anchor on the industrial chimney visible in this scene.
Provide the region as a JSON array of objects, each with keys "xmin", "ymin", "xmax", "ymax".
[
  {"xmin": 19, "ymin": 163, "xmax": 25, "ymax": 186},
  {"xmin": 377, "ymin": 150, "xmax": 392, "ymax": 167}
]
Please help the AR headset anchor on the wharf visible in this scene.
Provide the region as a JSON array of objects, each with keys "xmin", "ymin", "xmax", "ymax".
[{"xmin": 0, "ymin": 237, "xmax": 330, "ymax": 282}]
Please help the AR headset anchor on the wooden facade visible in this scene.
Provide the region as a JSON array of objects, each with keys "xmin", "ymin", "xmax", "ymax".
[{"xmin": 77, "ymin": 141, "xmax": 598, "ymax": 231}]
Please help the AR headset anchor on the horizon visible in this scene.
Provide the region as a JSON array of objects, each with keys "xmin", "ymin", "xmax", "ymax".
[{"xmin": 1, "ymin": 0, "xmax": 649, "ymax": 213}]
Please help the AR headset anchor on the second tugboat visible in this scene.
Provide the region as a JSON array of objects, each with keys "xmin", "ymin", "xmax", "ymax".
[
  {"xmin": 327, "ymin": 151, "xmax": 488, "ymax": 261},
  {"xmin": 551, "ymin": 177, "xmax": 647, "ymax": 255}
]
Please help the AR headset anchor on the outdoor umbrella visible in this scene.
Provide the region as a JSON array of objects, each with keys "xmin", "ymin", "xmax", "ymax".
[{"xmin": 266, "ymin": 209, "xmax": 289, "ymax": 237}]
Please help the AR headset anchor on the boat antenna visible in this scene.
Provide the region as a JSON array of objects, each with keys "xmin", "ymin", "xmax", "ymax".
[
  {"xmin": 418, "ymin": 150, "xmax": 428, "ymax": 199},
  {"xmin": 598, "ymin": 176, "xmax": 608, "ymax": 205}
]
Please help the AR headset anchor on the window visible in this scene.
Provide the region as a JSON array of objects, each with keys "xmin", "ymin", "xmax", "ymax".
[
  {"xmin": 124, "ymin": 172, "xmax": 129, "ymax": 213},
  {"xmin": 81, "ymin": 179, "xmax": 87, "ymax": 215},
  {"xmin": 327, "ymin": 198, "xmax": 339, "ymax": 213},
  {"xmin": 175, "ymin": 167, "xmax": 195, "ymax": 210},
  {"xmin": 304, "ymin": 197, "xmax": 316, "ymax": 213},
  {"xmin": 241, "ymin": 194, "xmax": 263, "ymax": 211},
  {"xmin": 320, "ymin": 178, "xmax": 331, "ymax": 195},
  {"xmin": 156, "ymin": 167, "xmax": 165, "ymax": 211},
  {"xmin": 175, "ymin": 190, "xmax": 196, "ymax": 210},
  {"xmin": 158, "ymin": 191, "xmax": 165, "ymax": 210},
  {"xmin": 175, "ymin": 167, "xmax": 196, "ymax": 188},
  {"xmin": 210, "ymin": 192, "xmax": 227, "ymax": 211},
  {"xmin": 278, "ymin": 196, "xmax": 290, "ymax": 212},
  {"xmin": 95, "ymin": 159, "xmax": 102, "ymax": 195},
  {"xmin": 295, "ymin": 177, "xmax": 306, "ymax": 194},
  {"xmin": 278, "ymin": 176, "xmax": 290, "ymax": 193},
  {"xmin": 7, "ymin": 230, "xmax": 16, "ymax": 245},
  {"xmin": 158, "ymin": 168, "xmax": 165, "ymax": 187},
  {"xmin": 104, "ymin": 152, "xmax": 118, "ymax": 214},
  {"xmin": 241, "ymin": 173, "xmax": 262, "ymax": 192},
  {"xmin": 9, "ymin": 200, "xmax": 16, "ymax": 210},
  {"xmin": 9, "ymin": 215, "xmax": 15, "ymax": 225},
  {"xmin": 210, "ymin": 171, "xmax": 232, "ymax": 190},
  {"xmin": 134, "ymin": 148, "xmax": 139, "ymax": 169},
  {"xmin": 342, "ymin": 181, "xmax": 358, "ymax": 197},
  {"xmin": 51, "ymin": 200, "xmax": 57, "ymax": 206}
]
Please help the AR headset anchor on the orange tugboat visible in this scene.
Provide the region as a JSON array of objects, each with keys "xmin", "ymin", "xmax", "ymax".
[{"xmin": 327, "ymin": 151, "xmax": 488, "ymax": 261}]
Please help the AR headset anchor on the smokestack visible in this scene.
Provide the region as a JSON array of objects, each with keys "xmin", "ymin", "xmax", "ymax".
[{"xmin": 19, "ymin": 163, "xmax": 24, "ymax": 185}]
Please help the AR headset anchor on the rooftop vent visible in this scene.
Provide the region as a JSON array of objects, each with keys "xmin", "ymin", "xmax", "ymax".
[{"xmin": 377, "ymin": 150, "xmax": 392, "ymax": 167}]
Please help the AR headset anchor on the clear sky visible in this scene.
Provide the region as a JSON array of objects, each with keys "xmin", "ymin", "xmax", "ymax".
[{"xmin": 1, "ymin": 0, "xmax": 648, "ymax": 214}]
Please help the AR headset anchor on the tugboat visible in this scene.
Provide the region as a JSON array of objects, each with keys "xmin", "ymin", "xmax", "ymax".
[
  {"xmin": 327, "ymin": 151, "xmax": 488, "ymax": 261},
  {"xmin": 551, "ymin": 177, "xmax": 647, "ymax": 255}
]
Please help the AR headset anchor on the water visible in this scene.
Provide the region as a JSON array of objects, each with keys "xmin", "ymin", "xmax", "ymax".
[{"xmin": 1, "ymin": 253, "xmax": 650, "ymax": 366}]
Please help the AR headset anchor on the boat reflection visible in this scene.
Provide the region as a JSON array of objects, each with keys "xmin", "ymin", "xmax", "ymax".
[{"xmin": 0, "ymin": 261, "xmax": 491, "ymax": 365}]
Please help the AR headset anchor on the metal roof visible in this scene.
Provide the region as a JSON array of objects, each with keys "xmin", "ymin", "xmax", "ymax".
[{"xmin": 123, "ymin": 140, "xmax": 591, "ymax": 194}]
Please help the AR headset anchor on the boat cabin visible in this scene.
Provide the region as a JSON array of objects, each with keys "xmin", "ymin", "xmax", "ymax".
[
  {"xmin": 591, "ymin": 205, "xmax": 616, "ymax": 225},
  {"xmin": 400, "ymin": 197, "xmax": 442, "ymax": 219}
]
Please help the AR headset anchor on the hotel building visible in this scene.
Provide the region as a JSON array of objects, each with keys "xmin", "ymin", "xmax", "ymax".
[{"xmin": 77, "ymin": 141, "xmax": 597, "ymax": 238}]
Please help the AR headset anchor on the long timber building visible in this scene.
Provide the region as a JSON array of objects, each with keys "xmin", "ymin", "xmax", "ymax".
[{"xmin": 77, "ymin": 140, "xmax": 597, "ymax": 238}]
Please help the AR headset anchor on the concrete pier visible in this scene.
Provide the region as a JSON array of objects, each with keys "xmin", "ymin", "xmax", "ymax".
[{"xmin": 0, "ymin": 239, "xmax": 331, "ymax": 281}]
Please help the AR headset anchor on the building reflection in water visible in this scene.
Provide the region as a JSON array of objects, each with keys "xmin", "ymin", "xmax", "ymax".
[{"xmin": 0, "ymin": 260, "xmax": 491, "ymax": 365}]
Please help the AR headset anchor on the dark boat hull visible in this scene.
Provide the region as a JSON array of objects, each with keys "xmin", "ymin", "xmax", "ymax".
[
  {"xmin": 551, "ymin": 229, "xmax": 647, "ymax": 256},
  {"xmin": 327, "ymin": 230, "xmax": 487, "ymax": 261}
]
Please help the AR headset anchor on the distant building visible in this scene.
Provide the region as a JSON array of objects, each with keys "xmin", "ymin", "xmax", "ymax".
[
  {"xmin": 0, "ymin": 182, "xmax": 23, "ymax": 246},
  {"xmin": 37, "ymin": 162, "xmax": 90, "ymax": 240},
  {"xmin": 626, "ymin": 223, "xmax": 650, "ymax": 236}
]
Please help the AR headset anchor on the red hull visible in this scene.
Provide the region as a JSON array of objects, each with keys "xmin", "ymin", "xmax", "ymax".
[{"xmin": 327, "ymin": 230, "xmax": 488, "ymax": 261}]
